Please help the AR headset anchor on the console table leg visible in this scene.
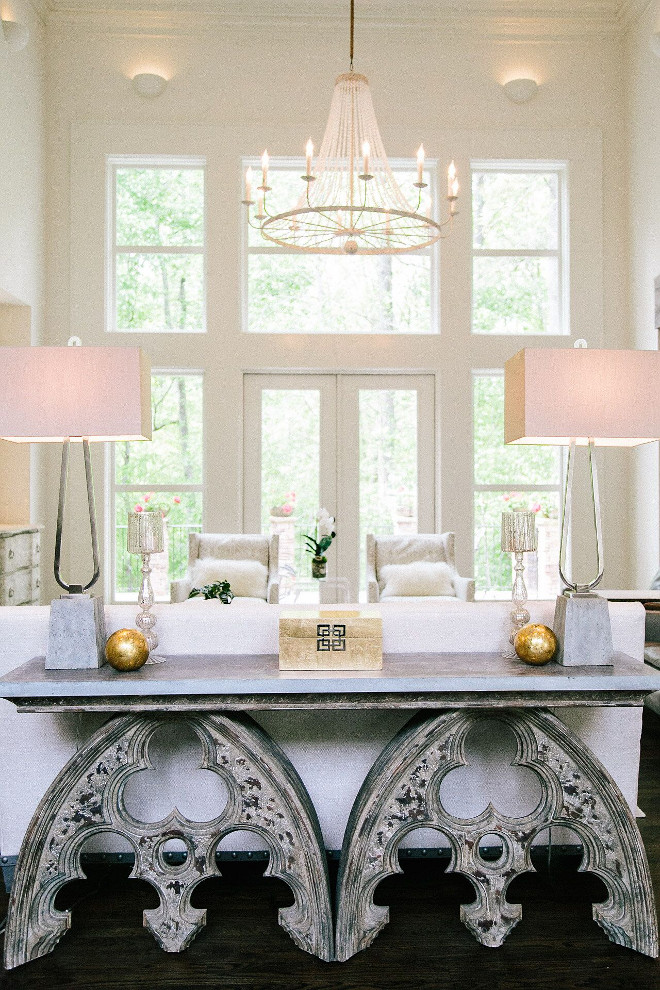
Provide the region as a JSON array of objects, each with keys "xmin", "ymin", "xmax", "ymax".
[
  {"xmin": 335, "ymin": 708, "xmax": 658, "ymax": 961},
  {"xmin": 4, "ymin": 712, "xmax": 333, "ymax": 969}
]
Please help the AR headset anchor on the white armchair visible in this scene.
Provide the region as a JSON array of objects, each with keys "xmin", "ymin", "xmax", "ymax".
[
  {"xmin": 170, "ymin": 533, "xmax": 279, "ymax": 603},
  {"xmin": 366, "ymin": 533, "xmax": 475, "ymax": 603}
]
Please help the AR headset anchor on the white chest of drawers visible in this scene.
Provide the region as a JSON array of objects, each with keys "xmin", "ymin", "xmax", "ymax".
[{"xmin": 0, "ymin": 527, "xmax": 41, "ymax": 606}]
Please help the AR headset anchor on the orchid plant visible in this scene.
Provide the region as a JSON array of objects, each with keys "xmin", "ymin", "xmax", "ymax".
[{"xmin": 303, "ymin": 508, "xmax": 336, "ymax": 561}]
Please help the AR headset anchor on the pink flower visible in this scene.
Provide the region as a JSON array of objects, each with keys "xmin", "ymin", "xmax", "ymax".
[
  {"xmin": 134, "ymin": 504, "xmax": 143, "ymax": 513},
  {"xmin": 531, "ymin": 503, "xmax": 541, "ymax": 513},
  {"xmin": 144, "ymin": 494, "xmax": 151, "ymax": 503},
  {"xmin": 282, "ymin": 504, "xmax": 293, "ymax": 515},
  {"xmin": 503, "ymin": 494, "xmax": 511, "ymax": 502},
  {"xmin": 173, "ymin": 496, "xmax": 181, "ymax": 504}
]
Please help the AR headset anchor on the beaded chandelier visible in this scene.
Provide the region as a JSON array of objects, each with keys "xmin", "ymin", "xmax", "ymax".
[{"xmin": 243, "ymin": 0, "xmax": 459, "ymax": 256}]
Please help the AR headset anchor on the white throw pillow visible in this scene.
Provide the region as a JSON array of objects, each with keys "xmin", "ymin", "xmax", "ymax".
[
  {"xmin": 379, "ymin": 561, "xmax": 455, "ymax": 598},
  {"xmin": 190, "ymin": 558, "xmax": 269, "ymax": 599}
]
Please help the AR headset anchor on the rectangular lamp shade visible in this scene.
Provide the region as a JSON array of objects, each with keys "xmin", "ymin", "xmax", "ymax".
[
  {"xmin": 504, "ymin": 348, "xmax": 660, "ymax": 446},
  {"xmin": 0, "ymin": 347, "xmax": 152, "ymax": 442}
]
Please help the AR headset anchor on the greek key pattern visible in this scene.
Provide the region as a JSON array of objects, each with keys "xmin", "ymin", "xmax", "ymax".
[{"xmin": 316, "ymin": 623, "xmax": 346, "ymax": 652}]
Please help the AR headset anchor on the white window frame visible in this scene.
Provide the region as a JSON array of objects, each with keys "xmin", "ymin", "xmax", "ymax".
[
  {"xmin": 105, "ymin": 154, "xmax": 207, "ymax": 334},
  {"xmin": 241, "ymin": 155, "xmax": 440, "ymax": 335},
  {"xmin": 105, "ymin": 368, "xmax": 205, "ymax": 603},
  {"xmin": 472, "ymin": 369, "xmax": 564, "ymax": 600},
  {"xmin": 470, "ymin": 160, "xmax": 569, "ymax": 336}
]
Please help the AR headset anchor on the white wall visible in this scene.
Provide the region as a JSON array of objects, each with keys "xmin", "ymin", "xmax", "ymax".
[
  {"xmin": 0, "ymin": 1, "xmax": 46, "ymax": 528},
  {"xmin": 626, "ymin": 4, "xmax": 660, "ymax": 588},
  {"xmin": 0, "ymin": 0, "xmax": 44, "ymax": 322},
  {"xmin": 40, "ymin": 8, "xmax": 634, "ymax": 601}
]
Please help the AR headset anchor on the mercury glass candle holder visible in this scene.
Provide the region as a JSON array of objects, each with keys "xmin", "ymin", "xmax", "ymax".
[
  {"xmin": 127, "ymin": 511, "xmax": 165, "ymax": 661},
  {"xmin": 501, "ymin": 510, "xmax": 538, "ymax": 657}
]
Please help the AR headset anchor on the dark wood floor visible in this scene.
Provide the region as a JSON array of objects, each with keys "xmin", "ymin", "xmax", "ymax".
[{"xmin": 1, "ymin": 712, "xmax": 659, "ymax": 990}]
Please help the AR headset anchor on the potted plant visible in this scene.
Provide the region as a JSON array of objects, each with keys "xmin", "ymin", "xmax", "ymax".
[
  {"xmin": 188, "ymin": 580, "xmax": 234, "ymax": 604},
  {"xmin": 304, "ymin": 509, "xmax": 336, "ymax": 579}
]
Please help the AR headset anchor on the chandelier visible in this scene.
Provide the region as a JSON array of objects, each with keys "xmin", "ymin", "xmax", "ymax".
[{"xmin": 242, "ymin": 0, "xmax": 459, "ymax": 256}]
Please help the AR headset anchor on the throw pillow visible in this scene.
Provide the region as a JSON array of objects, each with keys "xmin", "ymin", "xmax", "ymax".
[
  {"xmin": 190, "ymin": 558, "xmax": 269, "ymax": 599},
  {"xmin": 379, "ymin": 561, "xmax": 455, "ymax": 598}
]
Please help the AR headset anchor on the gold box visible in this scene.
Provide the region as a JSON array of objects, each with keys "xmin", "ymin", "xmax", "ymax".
[{"xmin": 278, "ymin": 608, "xmax": 383, "ymax": 670}]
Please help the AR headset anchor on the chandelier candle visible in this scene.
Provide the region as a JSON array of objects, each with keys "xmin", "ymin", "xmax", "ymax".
[
  {"xmin": 501, "ymin": 510, "xmax": 538, "ymax": 657},
  {"xmin": 416, "ymin": 145, "xmax": 425, "ymax": 186}
]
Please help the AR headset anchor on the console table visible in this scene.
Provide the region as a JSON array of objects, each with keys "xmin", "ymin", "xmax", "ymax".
[{"xmin": 0, "ymin": 652, "xmax": 658, "ymax": 969}]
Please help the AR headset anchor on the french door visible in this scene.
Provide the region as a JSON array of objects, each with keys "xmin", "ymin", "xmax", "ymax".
[{"xmin": 243, "ymin": 373, "xmax": 435, "ymax": 601}]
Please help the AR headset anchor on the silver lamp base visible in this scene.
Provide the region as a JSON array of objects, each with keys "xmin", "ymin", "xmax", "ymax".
[
  {"xmin": 46, "ymin": 594, "xmax": 106, "ymax": 669},
  {"xmin": 553, "ymin": 592, "xmax": 613, "ymax": 666}
]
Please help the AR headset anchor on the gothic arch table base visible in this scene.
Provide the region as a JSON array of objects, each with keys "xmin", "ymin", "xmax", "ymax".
[
  {"xmin": 3, "ymin": 712, "xmax": 334, "ymax": 969},
  {"xmin": 335, "ymin": 708, "xmax": 658, "ymax": 961}
]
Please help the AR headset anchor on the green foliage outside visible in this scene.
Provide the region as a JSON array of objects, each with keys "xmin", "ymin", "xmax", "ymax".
[
  {"xmin": 472, "ymin": 170, "xmax": 561, "ymax": 334},
  {"xmin": 473, "ymin": 374, "xmax": 560, "ymax": 597},
  {"xmin": 260, "ymin": 390, "xmax": 321, "ymax": 579},
  {"xmin": 359, "ymin": 390, "xmax": 417, "ymax": 589},
  {"xmin": 115, "ymin": 168, "xmax": 204, "ymax": 333},
  {"xmin": 248, "ymin": 167, "xmax": 433, "ymax": 334},
  {"xmin": 115, "ymin": 375, "xmax": 203, "ymax": 596}
]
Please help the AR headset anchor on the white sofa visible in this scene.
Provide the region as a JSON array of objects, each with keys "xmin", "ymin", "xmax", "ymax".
[{"xmin": 0, "ymin": 599, "xmax": 647, "ymax": 868}]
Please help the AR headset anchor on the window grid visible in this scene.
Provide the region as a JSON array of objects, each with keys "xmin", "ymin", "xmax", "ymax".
[
  {"xmin": 242, "ymin": 155, "xmax": 439, "ymax": 335},
  {"xmin": 470, "ymin": 160, "xmax": 569, "ymax": 336},
  {"xmin": 472, "ymin": 370, "xmax": 563, "ymax": 601},
  {"xmin": 106, "ymin": 155, "xmax": 207, "ymax": 334},
  {"xmin": 106, "ymin": 370, "xmax": 204, "ymax": 603}
]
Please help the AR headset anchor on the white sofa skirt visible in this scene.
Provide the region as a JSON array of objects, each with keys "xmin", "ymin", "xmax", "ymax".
[{"xmin": 0, "ymin": 599, "xmax": 647, "ymax": 856}]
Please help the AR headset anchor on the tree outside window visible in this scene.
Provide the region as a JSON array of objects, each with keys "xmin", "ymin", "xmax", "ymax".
[
  {"xmin": 473, "ymin": 373, "xmax": 561, "ymax": 599},
  {"xmin": 109, "ymin": 158, "xmax": 205, "ymax": 333},
  {"xmin": 112, "ymin": 374, "xmax": 203, "ymax": 601}
]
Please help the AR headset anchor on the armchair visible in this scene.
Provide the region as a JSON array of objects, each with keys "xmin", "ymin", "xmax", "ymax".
[
  {"xmin": 170, "ymin": 533, "xmax": 279, "ymax": 603},
  {"xmin": 366, "ymin": 533, "xmax": 475, "ymax": 603}
]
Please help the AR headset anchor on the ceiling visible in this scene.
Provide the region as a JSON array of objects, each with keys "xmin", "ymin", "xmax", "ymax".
[{"xmin": 41, "ymin": 0, "xmax": 637, "ymax": 26}]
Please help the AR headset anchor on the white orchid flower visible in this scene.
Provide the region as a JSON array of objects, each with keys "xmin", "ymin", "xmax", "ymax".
[{"xmin": 316, "ymin": 507, "xmax": 335, "ymax": 538}]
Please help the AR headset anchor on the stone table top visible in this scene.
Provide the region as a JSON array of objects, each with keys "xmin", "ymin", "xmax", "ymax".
[{"xmin": 1, "ymin": 652, "xmax": 660, "ymax": 712}]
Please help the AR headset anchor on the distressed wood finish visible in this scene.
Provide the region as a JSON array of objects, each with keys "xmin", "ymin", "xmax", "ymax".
[
  {"xmin": 3, "ymin": 712, "xmax": 333, "ymax": 970},
  {"xmin": 335, "ymin": 708, "xmax": 658, "ymax": 961},
  {"xmin": 10, "ymin": 689, "xmax": 651, "ymax": 712}
]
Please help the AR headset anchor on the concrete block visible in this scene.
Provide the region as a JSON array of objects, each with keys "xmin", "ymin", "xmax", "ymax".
[
  {"xmin": 554, "ymin": 593, "xmax": 613, "ymax": 666},
  {"xmin": 45, "ymin": 595, "xmax": 106, "ymax": 669}
]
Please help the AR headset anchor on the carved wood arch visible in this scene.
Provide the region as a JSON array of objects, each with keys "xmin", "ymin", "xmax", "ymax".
[
  {"xmin": 4, "ymin": 712, "xmax": 334, "ymax": 969},
  {"xmin": 335, "ymin": 708, "xmax": 658, "ymax": 960}
]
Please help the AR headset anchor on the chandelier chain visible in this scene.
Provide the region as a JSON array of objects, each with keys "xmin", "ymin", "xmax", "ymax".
[{"xmin": 350, "ymin": 0, "xmax": 354, "ymax": 71}]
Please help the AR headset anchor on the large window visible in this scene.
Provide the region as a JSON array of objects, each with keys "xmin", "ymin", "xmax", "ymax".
[
  {"xmin": 473, "ymin": 372, "xmax": 561, "ymax": 599},
  {"xmin": 107, "ymin": 156, "xmax": 206, "ymax": 333},
  {"xmin": 471, "ymin": 162, "xmax": 568, "ymax": 335},
  {"xmin": 244, "ymin": 158, "xmax": 436, "ymax": 334},
  {"xmin": 109, "ymin": 373, "xmax": 204, "ymax": 601}
]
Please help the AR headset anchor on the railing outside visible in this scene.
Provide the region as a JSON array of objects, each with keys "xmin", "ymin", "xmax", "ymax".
[{"xmin": 115, "ymin": 522, "xmax": 201, "ymax": 599}]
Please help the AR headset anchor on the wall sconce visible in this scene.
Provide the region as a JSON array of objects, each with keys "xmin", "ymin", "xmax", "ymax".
[
  {"xmin": 502, "ymin": 78, "xmax": 539, "ymax": 104},
  {"xmin": 132, "ymin": 72, "xmax": 168, "ymax": 98},
  {"xmin": 1, "ymin": 19, "xmax": 29, "ymax": 52}
]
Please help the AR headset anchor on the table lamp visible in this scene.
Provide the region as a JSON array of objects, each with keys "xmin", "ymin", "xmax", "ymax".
[
  {"xmin": 504, "ymin": 345, "xmax": 660, "ymax": 665},
  {"xmin": 0, "ymin": 345, "xmax": 151, "ymax": 668}
]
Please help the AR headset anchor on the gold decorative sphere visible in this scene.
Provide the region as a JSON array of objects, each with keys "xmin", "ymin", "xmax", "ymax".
[
  {"xmin": 105, "ymin": 629, "xmax": 149, "ymax": 671},
  {"xmin": 514, "ymin": 624, "xmax": 558, "ymax": 665}
]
